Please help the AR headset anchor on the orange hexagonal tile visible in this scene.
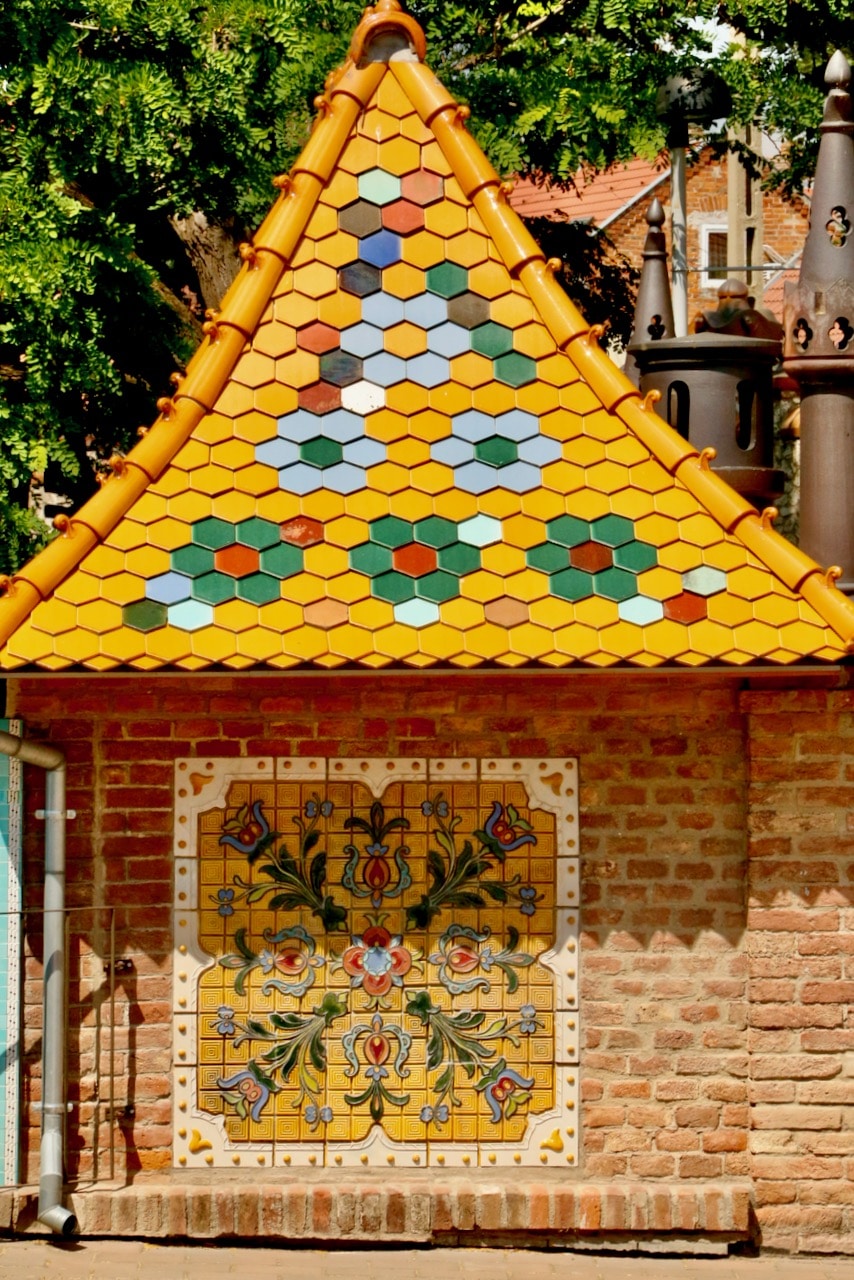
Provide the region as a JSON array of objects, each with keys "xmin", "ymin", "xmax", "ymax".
[
  {"xmin": 450, "ymin": 352, "xmax": 493, "ymax": 388},
  {"xmin": 480, "ymin": 544, "xmax": 525, "ymax": 576},
  {"xmin": 340, "ymin": 135, "xmax": 379, "ymax": 176},
  {"xmin": 408, "ymin": 409, "xmax": 450, "ymax": 443},
  {"xmin": 305, "ymin": 202, "xmax": 338, "ymax": 239},
  {"xmin": 257, "ymin": 492, "xmax": 301, "ymax": 524},
  {"xmin": 372, "ymin": 621, "xmax": 419, "ymax": 661},
  {"xmin": 388, "ymin": 489, "xmax": 433, "ymax": 522},
  {"xmin": 468, "ymin": 261, "xmax": 512, "ymax": 299},
  {"xmin": 303, "ymin": 598, "xmax": 349, "ymax": 629},
  {"xmin": 322, "ymin": 516, "xmax": 367, "ymax": 550},
  {"xmin": 411, "ymin": 461, "xmax": 454, "ymax": 495},
  {"xmin": 326, "ymin": 623, "xmax": 378, "ymax": 661},
  {"xmin": 274, "ymin": 292, "xmax": 316, "ymax": 328},
  {"xmin": 386, "ymin": 381, "xmax": 429, "ymax": 414},
  {"xmin": 365, "ymin": 461, "xmax": 409, "ymax": 495},
  {"xmin": 292, "ymin": 262, "xmax": 338, "ymax": 300},
  {"xmin": 301, "ymin": 490, "xmax": 346, "ymax": 522},
  {"xmin": 188, "ymin": 465, "xmax": 234, "ymax": 497},
  {"xmin": 636, "ymin": 565, "xmax": 684, "ymax": 600},
  {"xmin": 491, "ymin": 292, "xmax": 534, "ymax": 328},
  {"xmin": 418, "ymin": 622, "xmax": 465, "ymax": 661},
  {"xmin": 362, "ymin": 105, "xmax": 400, "ymax": 141},
  {"xmin": 508, "ymin": 620, "xmax": 558, "ymax": 659},
  {"xmin": 211, "ymin": 491, "xmax": 257, "ymax": 523},
  {"xmin": 541, "ymin": 461, "xmax": 584, "ymax": 495},
  {"xmin": 520, "ymin": 489, "xmax": 566, "ymax": 521},
  {"xmin": 380, "ymin": 136, "xmax": 421, "ymax": 175},
  {"xmin": 195, "ymin": 412, "xmax": 235, "ymax": 445},
  {"xmin": 253, "ymin": 322, "xmax": 297, "ymax": 360},
  {"xmin": 213, "ymin": 381, "xmax": 255, "ymax": 418},
  {"xmin": 733, "ymin": 619, "xmax": 779, "ymax": 656},
  {"xmin": 462, "ymin": 622, "xmax": 512, "ymax": 659},
  {"xmin": 234, "ymin": 462, "xmax": 280, "ymax": 497},
  {"xmin": 232, "ymin": 351, "xmax": 277, "ymax": 389},
  {"xmin": 445, "ymin": 229, "xmax": 490, "ymax": 267},
  {"xmin": 727, "ymin": 564, "xmax": 779, "ymax": 601},
  {"xmin": 290, "ymin": 239, "xmax": 315, "ymax": 270},
  {"xmin": 517, "ymin": 382, "xmax": 559, "ymax": 415},
  {"xmin": 349, "ymin": 597, "xmax": 394, "ymax": 629},
  {"xmin": 385, "ymin": 321, "xmax": 428, "ymax": 358},
  {"xmin": 566, "ymin": 490, "xmax": 613, "ymax": 523},
  {"xmin": 343, "ymin": 489, "xmax": 389, "ymax": 522},
  {"xmin": 440, "ymin": 596, "xmax": 483, "ymax": 629},
  {"xmin": 654, "ymin": 487, "xmax": 699, "ymax": 519},
  {"xmin": 754, "ymin": 593, "xmax": 803, "ymax": 626},
  {"xmin": 297, "ymin": 322, "xmax": 341, "ymax": 354},
  {"xmin": 325, "ymin": 570, "xmax": 371, "ymax": 604},
  {"xmin": 382, "ymin": 262, "xmax": 426, "ymax": 300},
  {"xmin": 587, "ymin": 460, "xmax": 631, "ymax": 495},
  {"xmin": 679, "ymin": 513, "xmax": 727, "ymax": 550},
  {"xmin": 429, "ymin": 382, "xmax": 472, "ymax": 416},
  {"xmin": 387, "ymin": 437, "xmax": 431, "ymax": 467},
  {"xmin": 565, "ymin": 437, "xmax": 606, "ymax": 467},
  {"xmin": 319, "ymin": 170, "xmax": 360, "ymax": 209},
  {"xmin": 276, "ymin": 350, "xmax": 321, "ymax": 389},
  {"xmin": 315, "ymin": 232, "xmax": 361, "ymax": 270},
  {"xmin": 210, "ymin": 439, "xmax": 255, "ymax": 471},
  {"xmin": 254, "ymin": 384, "xmax": 300, "ymax": 417},
  {"xmin": 513, "ymin": 323, "xmax": 555, "ymax": 359},
  {"xmin": 167, "ymin": 491, "xmax": 214, "ymax": 524},
  {"xmin": 420, "ymin": 141, "xmax": 452, "ymax": 177},
  {"xmin": 705, "ymin": 593, "xmax": 754, "ymax": 627},
  {"xmin": 401, "ymin": 230, "xmax": 445, "ymax": 269},
  {"xmin": 472, "ymin": 382, "xmax": 516, "ymax": 415}
]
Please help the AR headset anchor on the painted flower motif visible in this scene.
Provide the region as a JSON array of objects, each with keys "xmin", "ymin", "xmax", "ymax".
[
  {"xmin": 519, "ymin": 1004, "xmax": 537, "ymax": 1034},
  {"xmin": 219, "ymin": 800, "xmax": 270, "ymax": 854},
  {"xmin": 341, "ymin": 923, "xmax": 413, "ymax": 998},
  {"xmin": 215, "ymin": 1005, "xmax": 236, "ymax": 1035},
  {"xmin": 304, "ymin": 1103, "xmax": 333, "ymax": 1130},
  {"xmin": 478, "ymin": 1064, "xmax": 535, "ymax": 1123},
  {"xmin": 217, "ymin": 1069, "xmax": 271, "ymax": 1123},
  {"xmin": 420, "ymin": 1103, "xmax": 449, "ymax": 1126},
  {"xmin": 258, "ymin": 945, "xmax": 309, "ymax": 977},
  {"xmin": 483, "ymin": 801, "xmax": 536, "ymax": 852},
  {"xmin": 421, "ymin": 798, "xmax": 449, "ymax": 818},
  {"xmin": 519, "ymin": 886, "xmax": 542, "ymax": 917},
  {"xmin": 305, "ymin": 798, "xmax": 334, "ymax": 819},
  {"xmin": 215, "ymin": 887, "xmax": 235, "ymax": 917}
]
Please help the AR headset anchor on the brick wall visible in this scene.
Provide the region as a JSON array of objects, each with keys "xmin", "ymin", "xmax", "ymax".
[
  {"xmin": 607, "ymin": 153, "xmax": 808, "ymax": 323},
  {"xmin": 6, "ymin": 671, "xmax": 853, "ymax": 1252}
]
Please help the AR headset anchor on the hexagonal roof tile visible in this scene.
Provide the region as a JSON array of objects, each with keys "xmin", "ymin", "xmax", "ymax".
[{"xmin": 1, "ymin": 0, "xmax": 853, "ymax": 673}]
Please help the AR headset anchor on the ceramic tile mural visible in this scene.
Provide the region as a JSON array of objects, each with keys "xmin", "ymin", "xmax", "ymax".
[
  {"xmin": 173, "ymin": 757, "xmax": 579, "ymax": 1168},
  {"xmin": 0, "ymin": 719, "xmax": 22, "ymax": 1186}
]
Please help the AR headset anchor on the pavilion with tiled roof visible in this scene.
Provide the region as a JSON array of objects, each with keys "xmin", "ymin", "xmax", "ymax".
[{"xmin": 1, "ymin": 0, "xmax": 854, "ymax": 1256}]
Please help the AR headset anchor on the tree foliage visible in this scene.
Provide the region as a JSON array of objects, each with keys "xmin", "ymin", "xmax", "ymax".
[{"xmin": 0, "ymin": 1, "xmax": 850, "ymax": 571}]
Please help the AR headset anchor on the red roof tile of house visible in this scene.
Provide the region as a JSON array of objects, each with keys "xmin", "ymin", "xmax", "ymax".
[{"xmin": 510, "ymin": 158, "xmax": 669, "ymax": 227}]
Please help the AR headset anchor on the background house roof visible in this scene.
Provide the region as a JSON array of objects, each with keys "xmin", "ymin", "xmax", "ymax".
[
  {"xmin": 510, "ymin": 158, "xmax": 670, "ymax": 228},
  {"xmin": 0, "ymin": 0, "xmax": 852, "ymax": 673}
]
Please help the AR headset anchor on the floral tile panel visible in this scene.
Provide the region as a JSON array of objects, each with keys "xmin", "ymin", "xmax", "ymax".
[{"xmin": 173, "ymin": 756, "xmax": 579, "ymax": 1169}]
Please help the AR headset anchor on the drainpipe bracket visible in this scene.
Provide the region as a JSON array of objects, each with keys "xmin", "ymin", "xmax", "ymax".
[
  {"xmin": 35, "ymin": 810, "xmax": 76, "ymax": 820},
  {"xmin": 32, "ymin": 1103, "xmax": 74, "ymax": 1114}
]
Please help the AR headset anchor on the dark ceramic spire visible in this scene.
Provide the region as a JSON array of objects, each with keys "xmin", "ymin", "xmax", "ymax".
[
  {"xmin": 799, "ymin": 50, "xmax": 854, "ymax": 292},
  {"xmin": 625, "ymin": 198, "xmax": 675, "ymax": 384}
]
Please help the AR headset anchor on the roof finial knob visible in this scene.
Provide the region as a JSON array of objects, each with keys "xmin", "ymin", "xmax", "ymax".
[
  {"xmin": 825, "ymin": 49, "xmax": 851, "ymax": 89},
  {"xmin": 646, "ymin": 196, "xmax": 665, "ymax": 229}
]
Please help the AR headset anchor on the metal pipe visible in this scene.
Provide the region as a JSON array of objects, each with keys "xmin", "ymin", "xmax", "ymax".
[
  {"xmin": 670, "ymin": 141, "xmax": 688, "ymax": 336},
  {"xmin": 0, "ymin": 729, "xmax": 77, "ymax": 1236}
]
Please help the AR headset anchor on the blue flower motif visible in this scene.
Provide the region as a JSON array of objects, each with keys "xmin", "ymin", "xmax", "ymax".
[
  {"xmin": 258, "ymin": 948, "xmax": 276, "ymax": 973},
  {"xmin": 305, "ymin": 798, "xmax": 334, "ymax": 818},
  {"xmin": 215, "ymin": 1005, "xmax": 236, "ymax": 1035},
  {"xmin": 519, "ymin": 1004, "xmax": 537, "ymax": 1034},
  {"xmin": 365, "ymin": 841, "xmax": 389, "ymax": 857},
  {"xmin": 304, "ymin": 1103, "xmax": 333, "ymax": 1129},
  {"xmin": 484, "ymin": 801, "xmax": 536, "ymax": 851},
  {"xmin": 216, "ymin": 887, "xmax": 235, "ymax": 917},
  {"xmin": 421, "ymin": 799, "xmax": 449, "ymax": 818},
  {"xmin": 519, "ymin": 886, "xmax": 540, "ymax": 916},
  {"xmin": 420, "ymin": 1103, "xmax": 449, "ymax": 1126},
  {"xmin": 217, "ymin": 1069, "xmax": 270, "ymax": 1122},
  {"xmin": 366, "ymin": 1064, "xmax": 389, "ymax": 1082}
]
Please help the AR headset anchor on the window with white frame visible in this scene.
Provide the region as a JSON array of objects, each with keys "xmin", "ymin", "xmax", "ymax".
[{"xmin": 700, "ymin": 225, "xmax": 728, "ymax": 290}]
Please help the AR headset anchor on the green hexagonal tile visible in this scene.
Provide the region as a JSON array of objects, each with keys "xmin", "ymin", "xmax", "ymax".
[
  {"xmin": 191, "ymin": 517, "xmax": 236, "ymax": 550},
  {"xmin": 236, "ymin": 573, "xmax": 282, "ymax": 605},
  {"xmin": 301, "ymin": 436, "xmax": 344, "ymax": 468},
  {"xmin": 123, "ymin": 599, "xmax": 168, "ymax": 632},
  {"xmin": 438, "ymin": 542, "xmax": 480, "ymax": 576},
  {"xmin": 590, "ymin": 514, "xmax": 635, "ymax": 547},
  {"xmin": 236, "ymin": 517, "xmax": 282, "ymax": 550},
  {"xmin": 527, "ymin": 543, "xmax": 570, "ymax": 574},
  {"xmin": 414, "ymin": 516, "xmax": 457, "ymax": 548},
  {"xmin": 191, "ymin": 572, "xmax": 236, "ymax": 604},
  {"xmin": 350, "ymin": 542, "xmax": 394, "ymax": 575},
  {"xmin": 475, "ymin": 435, "xmax": 518, "ymax": 467},
  {"xmin": 426, "ymin": 261, "xmax": 468, "ymax": 299},
  {"xmin": 471, "ymin": 322, "xmax": 513, "ymax": 358},
  {"xmin": 415, "ymin": 570, "xmax": 459, "ymax": 603},
  {"xmin": 372, "ymin": 570, "xmax": 417, "ymax": 603},
  {"xmin": 493, "ymin": 351, "xmax": 536, "ymax": 387},
  {"xmin": 547, "ymin": 515, "xmax": 590, "ymax": 547},
  {"xmin": 171, "ymin": 544, "xmax": 215, "ymax": 576},
  {"xmin": 551, "ymin": 567, "xmax": 594, "ymax": 602},
  {"xmin": 259, "ymin": 543, "xmax": 303, "ymax": 578},
  {"xmin": 594, "ymin": 566, "xmax": 638, "ymax": 601},
  {"xmin": 370, "ymin": 516, "xmax": 413, "ymax": 548},
  {"xmin": 613, "ymin": 540, "xmax": 659, "ymax": 573}
]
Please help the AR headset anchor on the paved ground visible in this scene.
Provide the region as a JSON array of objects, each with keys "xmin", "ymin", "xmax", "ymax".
[{"xmin": 0, "ymin": 1242, "xmax": 850, "ymax": 1280}]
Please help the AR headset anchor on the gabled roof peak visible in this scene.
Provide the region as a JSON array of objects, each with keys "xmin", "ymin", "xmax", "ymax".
[{"xmin": 1, "ymin": 4, "xmax": 853, "ymax": 672}]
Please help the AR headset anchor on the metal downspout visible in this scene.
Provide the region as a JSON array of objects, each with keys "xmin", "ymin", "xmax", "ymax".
[{"xmin": 0, "ymin": 729, "xmax": 77, "ymax": 1237}]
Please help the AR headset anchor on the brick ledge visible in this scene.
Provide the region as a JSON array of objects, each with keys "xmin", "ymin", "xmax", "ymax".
[{"xmin": 0, "ymin": 1178, "xmax": 755, "ymax": 1244}]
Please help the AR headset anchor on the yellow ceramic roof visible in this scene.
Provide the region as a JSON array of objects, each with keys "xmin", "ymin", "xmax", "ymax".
[{"xmin": 1, "ymin": 0, "xmax": 854, "ymax": 673}]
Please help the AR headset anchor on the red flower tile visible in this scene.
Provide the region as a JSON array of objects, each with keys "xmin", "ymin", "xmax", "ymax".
[
  {"xmin": 216, "ymin": 544, "xmax": 260, "ymax": 577},
  {"xmin": 663, "ymin": 592, "xmax": 708, "ymax": 623},
  {"xmin": 297, "ymin": 322, "xmax": 340, "ymax": 354},
  {"xmin": 299, "ymin": 381, "xmax": 342, "ymax": 414},
  {"xmin": 382, "ymin": 200, "xmax": 425, "ymax": 235},
  {"xmin": 280, "ymin": 517, "xmax": 324, "ymax": 548},
  {"xmin": 569, "ymin": 541, "xmax": 612, "ymax": 573},
  {"xmin": 393, "ymin": 542, "xmax": 437, "ymax": 577}
]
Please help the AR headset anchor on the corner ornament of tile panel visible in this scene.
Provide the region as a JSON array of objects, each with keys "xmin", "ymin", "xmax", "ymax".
[{"xmin": 172, "ymin": 757, "xmax": 579, "ymax": 1170}]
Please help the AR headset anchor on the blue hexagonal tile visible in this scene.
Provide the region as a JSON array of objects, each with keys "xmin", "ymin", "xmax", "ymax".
[
  {"xmin": 360, "ymin": 230, "xmax": 402, "ymax": 269},
  {"xmin": 518, "ymin": 435, "xmax": 563, "ymax": 466},
  {"xmin": 393, "ymin": 598, "xmax": 441, "ymax": 628},
  {"xmin": 358, "ymin": 169, "xmax": 402, "ymax": 206},
  {"xmin": 495, "ymin": 409, "xmax": 539, "ymax": 442},
  {"xmin": 167, "ymin": 600, "xmax": 215, "ymax": 632},
  {"xmin": 321, "ymin": 463, "xmax": 366, "ymax": 494},
  {"xmin": 277, "ymin": 409, "xmax": 327, "ymax": 443},
  {"xmin": 458, "ymin": 514, "xmax": 503, "ymax": 546},
  {"xmin": 340, "ymin": 323, "xmax": 385, "ymax": 358},
  {"xmin": 406, "ymin": 353, "xmax": 449, "ymax": 388},
  {"xmin": 321, "ymin": 408, "xmax": 365, "ymax": 443},
  {"xmin": 427, "ymin": 322, "xmax": 471, "ymax": 358},
  {"xmin": 618, "ymin": 596, "xmax": 665, "ymax": 625},
  {"xmin": 363, "ymin": 351, "xmax": 407, "ymax": 388},
  {"xmin": 682, "ymin": 565, "xmax": 727, "ymax": 596},
  {"xmin": 256, "ymin": 438, "xmax": 301, "ymax": 468},
  {"xmin": 453, "ymin": 410, "xmax": 496, "ymax": 443},
  {"xmin": 361, "ymin": 293, "xmax": 406, "ymax": 329},
  {"xmin": 492, "ymin": 461, "xmax": 540, "ymax": 491},
  {"xmin": 343, "ymin": 437, "xmax": 386, "ymax": 467},
  {"xmin": 431, "ymin": 437, "xmax": 474, "ymax": 467},
  {"xmin": 277, "ymin": 462, "xmax": 323, "ymax": 495},
  {"xmin": 147, "ymin": 572, "xmax": 193, "ymax": 605},
  {"xmin": 454, "ymin": 461, "xmax": 502, "ymax": 494},
  {"xmin": 403, "ymin": 294, "xmax": 448, "ymax": 329}
]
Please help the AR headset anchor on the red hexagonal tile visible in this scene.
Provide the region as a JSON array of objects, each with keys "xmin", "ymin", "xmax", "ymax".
[
  {"xmin": 663, "ymin": 592, "xmax": 708, "ymax": 623},
  {"xmin": 297, "ymin": 322, "xmax": 340, "ymax": 354},
  {"xmin": 382, "ymin": 199, "xmax": 425, "ymax": 235},
  {"xmin": 401, "ymin": 170, "xmax": 444, "ymax": 207},
  {"xmin": 569, "ymin": 541, "xmax": 613, "ymax": 573},
  {"xmin": 215, "ymin": 544, "xmax": 260, "ymax": 577},
  {"xmin": 299, "ymin": 381, "xmax": 342, "ymax": 414},
  {"xmin": 393, "ymin": 542, "xmax": 437, "ymax": 577},
  {"xmin": 280, "ymin": 517, "xmax": 324, "ymax": 547}
]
